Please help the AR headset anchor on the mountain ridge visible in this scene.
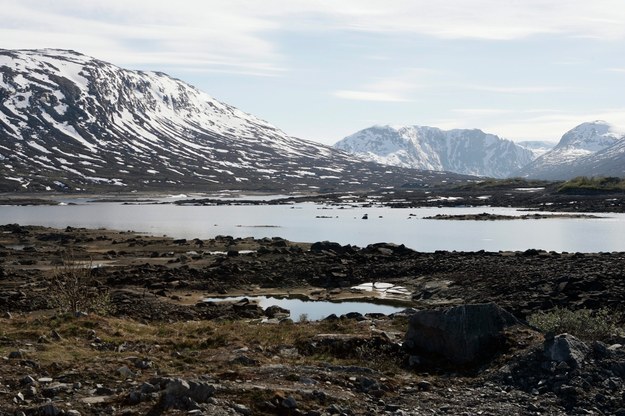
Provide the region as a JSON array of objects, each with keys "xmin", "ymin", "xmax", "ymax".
[
  {"xmin": 514, "ymin": 120, "xmax": 625, "ymax": 180},
  {"xmin": 0, "ymin": 49, "xmax": 471, "ymax": 192},
  {"xmin": 334, "ymin": 124, "xmax": 534, "ymax": 178}
]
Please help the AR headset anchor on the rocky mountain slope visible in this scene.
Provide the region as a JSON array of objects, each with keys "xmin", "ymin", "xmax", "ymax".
[
  {"xmin": 515, "ymin": 121, "xmax": 625, "ymax": 180},
  {"xmin": 0, "ymin": 49, "xmax": 470, "ymax": 193},
  {"xmin": 334, "ymin": 125, "xmax": 534, "ymax": 178}
]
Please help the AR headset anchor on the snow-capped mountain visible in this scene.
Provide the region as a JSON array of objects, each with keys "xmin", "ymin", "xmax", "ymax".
[
  {"xmin": 334, "ymin": 125, "xmax": 534, "ymax": 178},
  {"xmin": 0, "ymin": 49, "xmax": 470, "ymax": 192},
  {"xmin": 514, "ymin": 121, "xmax": 625, "ymax": 180}
]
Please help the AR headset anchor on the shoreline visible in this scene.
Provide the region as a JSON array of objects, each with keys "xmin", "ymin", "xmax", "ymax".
[{"xmin": 1, "ymin": 181, "xmax": 625, "ymax": 213}]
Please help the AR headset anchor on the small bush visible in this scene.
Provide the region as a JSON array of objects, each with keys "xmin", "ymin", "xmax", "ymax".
[
  {"xmin": 557, "ymin": 176, "xmax": 625, "ymax": 193},
  {"xmin": 528, "ymin": 307, "xmax": 623, "ymax": 342},
  {"xmin": 48, "ymin": 254, "xmax": 112, "ymax": 316}
]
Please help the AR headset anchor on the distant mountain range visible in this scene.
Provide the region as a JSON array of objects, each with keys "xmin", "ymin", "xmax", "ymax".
[
  {"xmin": 1, "ymin": 49, "xmax": 623, "ymax": 193},
  {"xmin": 513, "ymin": 121, "xmax": 625, "ymax": 180},
  {"xmin": 334, "ymin": 125, "xmax": 534, "ymax": 178},
  {"xmin": 335, "ymin": 122, "xmax": 625, "ymax": 180},
  {"xmin": 0, "ymin": 49, "xmax": 470, "ymax": 192}
]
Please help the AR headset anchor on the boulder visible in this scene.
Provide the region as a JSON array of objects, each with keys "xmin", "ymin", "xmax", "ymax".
[
  {"xmin": 310, "ymin": 241, "xmax": 345, "ymax": 254},
  {"xmin": 364, "ymin": 242, "xmax": 414, "ymax": 255},
  {"xmin": 544, "ymin": 333, "xmax": 590, "ymax": 368},
  {"xmin": 404, "ymin": 303, "xmax": 519, "ymax": 365},
  {"xmin": 164, "ymin": 378, "xmax": 216, "ymax": 404},
  {"xmin": 264, "ymin": 305, "xmax": 290, "ymax": 319}
]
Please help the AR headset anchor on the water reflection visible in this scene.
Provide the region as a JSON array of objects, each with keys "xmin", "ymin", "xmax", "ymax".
[
  {"xmin": 0, "ymin": 202, "xmax": 623, "ymax": 252},
  {"xmin": 203, "ymin": 296, "xmax": 406, "ymax": 321}
]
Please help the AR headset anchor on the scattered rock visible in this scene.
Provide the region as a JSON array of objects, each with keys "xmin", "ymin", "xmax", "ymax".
[
  {"xmin": 417, "ymin": 380, "xmax": 432, "ymax": 391},
  {"xmin": 20, "ymin": 375, "xmax": 36, "ymax": 385},
  {"xmin": 230, "ymin": 354, "xmax": 259, "ymax": 366},
  {"xmin": 8, "ymin": 350, "xmax": 25, "ymax": 359},
  {"xmin": 265, "ymin": 304, "xmax": 290, "ymax": 319},
  {"xmin": 117, "ymin": 365, "xmax": 136, "ymax": 378},
  {"xmin": 281, "ymin": 395, "xmax": 297, "ymax": 409},
  {"xmin": 164, "ymin": 378, "xmax": 217, "ymax": 406},
  {"xmin": 232, "ymin": 402, "xmax": 252, "ymax": 415},
  {"xmin": 39, "ymin": 404, "xmax": 62, "ymax": 416}
]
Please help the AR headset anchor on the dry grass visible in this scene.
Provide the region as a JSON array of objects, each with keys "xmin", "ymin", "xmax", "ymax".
[{"xmin": 0, "ymin": 313, "xmax": 383, "ymax": 373}]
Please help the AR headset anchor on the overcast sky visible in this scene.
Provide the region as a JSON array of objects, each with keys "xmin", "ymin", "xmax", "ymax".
[{"xmin": 2, "ymin": 0, "xmax": 625, "ymax": 144}]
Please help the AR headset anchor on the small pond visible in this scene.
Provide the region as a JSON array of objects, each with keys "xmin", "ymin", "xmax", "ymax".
[{"xmin": 203, "ymin": 296, "xmax": 408, "ymax": 321}]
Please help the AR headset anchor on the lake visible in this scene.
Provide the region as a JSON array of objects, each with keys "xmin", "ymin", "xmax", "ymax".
[{"xmin": 1, "ymin": 200, "xmax": 624, "ymax": 252}]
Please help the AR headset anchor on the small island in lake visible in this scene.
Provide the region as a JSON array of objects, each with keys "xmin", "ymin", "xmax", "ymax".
[{"xmin": 423, "ymin": 212, "xmax": 603, "ymax": 220}]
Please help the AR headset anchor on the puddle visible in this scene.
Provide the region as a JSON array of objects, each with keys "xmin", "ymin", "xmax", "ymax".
[
  {"xmin": 203, "ymin": 296, "xmax": 407, "ymax": 321},
  {"xmin": 207, "ymin": 250, "xmax": 256, "ymax": 255}
]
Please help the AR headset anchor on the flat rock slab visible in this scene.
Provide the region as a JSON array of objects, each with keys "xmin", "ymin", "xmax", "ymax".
[{"xmin": 80, "ymin": 396, "xmax": 114, "ymax": 404}]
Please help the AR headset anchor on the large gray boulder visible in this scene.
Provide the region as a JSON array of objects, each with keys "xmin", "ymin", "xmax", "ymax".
[
  {"xmin": 404, "ymin": 303, "xmax": 520, "ymax": 365},
  {"xmin": 544, "ymin": 333, "xmax": 590, "ymax": 368}
]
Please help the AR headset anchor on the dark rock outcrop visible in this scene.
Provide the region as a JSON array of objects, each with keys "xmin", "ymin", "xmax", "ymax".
[{"xmin": 404, "ymin": 303, "xmax": 520, "ymax": 365}]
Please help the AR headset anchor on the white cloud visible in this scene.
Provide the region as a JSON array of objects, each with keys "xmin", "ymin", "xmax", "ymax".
[
  {"xmin": 333, "ymin": 70, "xmax": 430, "ymax": 102},
  {"xmin": 452, "ymin": 108, "xmax": 514, "ymax": 116},
  {"xmin": 334, "ymin": 90, "xmax": 411, "ymax": 102},
  {"xmin": 1, "ymin": 0, "xmax": 624, "ymax": 76},
  {"xmin": 288, "ymin": 0, "xmax": 625, "ymax": 40},
  {"xmin": 464, "ymin": 85, "xmax": 567, "ymax": 94},
  {"xmin": 0, "ymin": 0, "xmax": 284, "ymax": 75},
  {"xmin": 482, "ymin": 109, "xmax": 625, "ymax": 141}
]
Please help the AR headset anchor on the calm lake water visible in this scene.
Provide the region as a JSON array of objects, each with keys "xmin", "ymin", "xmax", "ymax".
[{"xmin": 2, "ymin": 201, "xmax": 624, "ymax": 252}]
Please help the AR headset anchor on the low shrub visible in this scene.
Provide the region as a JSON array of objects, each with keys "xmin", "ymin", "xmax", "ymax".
[
  {"xmin": 48, "ymin": 254, "xmax": 112, "ymax": 316},
  {"xmin": 557, "ymin": 176, "xmax": 625, "ymax": 193},
  {"xmin": 528, "ymin": 307, "xmax": 623, "ymax": 342}
]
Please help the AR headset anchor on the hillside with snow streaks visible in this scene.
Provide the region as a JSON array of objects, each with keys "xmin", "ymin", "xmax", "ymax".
[
  {"xmin": 0, "ymin": 49, "xmax": 471, "ymax": 192},
  {"xmin": 514, "ymin": 121, "xmax": 625, "ymax": 180},
  {"xmin": 334, "ymin": 125, "xmax": 534, "ymax": 178}
]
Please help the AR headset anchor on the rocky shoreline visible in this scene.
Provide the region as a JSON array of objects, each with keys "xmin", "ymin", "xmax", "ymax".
[
  {"xmin": 1, "ymin": 224, "xmax": 625, "ymax": 415},
  {"xmin": 2, "ymin": 178, "xmax": 625, "ymax": 214}
]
